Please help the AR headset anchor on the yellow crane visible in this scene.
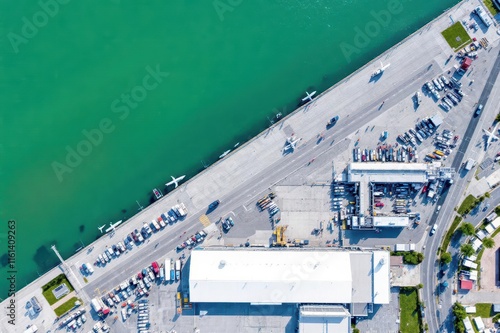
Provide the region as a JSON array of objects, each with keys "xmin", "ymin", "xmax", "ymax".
[{"xmin": 272, "ymin": 225, "xmax": 288, "ymax": 246}]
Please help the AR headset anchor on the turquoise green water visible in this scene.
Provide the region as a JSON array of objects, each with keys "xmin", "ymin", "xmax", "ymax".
[{"xmin": 0, "ymin": 0, "xmax": 458, "ymax": 297}]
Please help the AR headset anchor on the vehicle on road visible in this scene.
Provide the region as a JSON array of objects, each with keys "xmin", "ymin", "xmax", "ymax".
[
  {"xmin": 208, "ymin": 200, "xmax": 220, "ymax": 211},
  {"xmin": 475, "ymin": 104, "xmax": 483, "ymax": 116},
  {"xmin": 326, "ymin": 116, "xmax": 339, "ymax": 128},
  {"xmin": 430, "ymin": 224, "xmax": 438, "ymax": 235}
]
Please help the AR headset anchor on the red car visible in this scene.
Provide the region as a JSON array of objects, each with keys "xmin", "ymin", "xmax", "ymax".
[
  {"xmin": 151, "ymin": 261, "xmax": 160, "ymax": 275},
  {"xmin": 422, "ymin": 185, "xmax": 428, "ymax": 193},
  {"xmin": 375, "ymin": 202, "xmax": 384, "ymax": 207}
]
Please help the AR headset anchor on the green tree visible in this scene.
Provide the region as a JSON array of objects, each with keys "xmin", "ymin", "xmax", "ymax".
[
  {"xmin": 440, "ymin": 252, "xmax": 452, "ymax": 264},
  {"xmin": 417, "ymin": 283, "xmax": 424, "ymax": 289},
  {"xmin": 453, "ymin": 302, "xmax": 467, "ymax": 333},
  {"xmin": 460, "ymin": 244, "xmax": 475, "ymax": 257},
  {"xmin": 484, "ymin": 192, "xmax": 491, "ymax": 198},
  {"xmin": 483, "ymin": 237, "xmax": 495, "ymax": 248},
  {"xmin": 496, "ymin": 113, "xmax": 500, "ymax": 122},
  {"xmin": 495, "ymin": 206, "xmax": 500, "ymax": 215},
  {"xmin": 459, "ymin": 222, "xmax": 475, "ymax": 236}
]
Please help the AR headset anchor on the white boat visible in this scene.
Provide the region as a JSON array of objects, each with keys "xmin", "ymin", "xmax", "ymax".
[
  {"xmin": 153, "ymin": 188, "xmax": 163, "ymax": 199},
  {"xmin": 219, "ymin": 150, "xmax": 231, "ymax": 159}
]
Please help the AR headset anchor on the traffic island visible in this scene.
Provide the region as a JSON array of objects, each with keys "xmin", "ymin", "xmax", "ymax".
[{"xmin": 441, "ymin": 22, "xmax": 472, "ymax": 51}]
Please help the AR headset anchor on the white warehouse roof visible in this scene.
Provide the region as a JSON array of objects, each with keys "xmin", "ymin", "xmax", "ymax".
[
  {"xmin": 189, "ymin": 249, "xmax": 390, "ymax": 305},
  {"xmin": 373, "ymin": 216, "xmax": 409, "ymax": 227},
  {"xmin": 348, "ymin": 162, "xmax": 428, "ymax": 183},
  {"xmin": 299, "ymin": 305, "xmax": 351, "ymax": 333}
]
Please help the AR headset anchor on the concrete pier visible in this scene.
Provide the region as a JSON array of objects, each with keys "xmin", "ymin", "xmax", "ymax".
[{"xmin": 2, "ymin": 1, "xmax": 500, "ymax": 332}]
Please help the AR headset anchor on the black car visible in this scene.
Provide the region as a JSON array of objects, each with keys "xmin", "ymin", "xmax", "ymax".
[
  {"xmin": 327, "ymin": 116, "xmax": 339, "ymax": 127},
  {"xmin": 209, "ymin": 200, "xmax": 220, "ymax": 210}
]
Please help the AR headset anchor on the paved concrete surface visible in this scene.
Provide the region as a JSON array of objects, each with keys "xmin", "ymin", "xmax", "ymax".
[
  {"xmin": 2, "ymin": 0, "xmax": 500, "ymax": 332},
  {"xmin": 356, "ymin": 287, "xmax": 400, "ymax": 333},
  {"xmin": 478, "ymin": 232, "xmax": 500, "ymax": 290}
]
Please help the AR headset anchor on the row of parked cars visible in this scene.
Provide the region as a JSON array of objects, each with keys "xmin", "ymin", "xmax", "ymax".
[
  {"xmin": 397, "ymin": 116, "xmax": 438, "ymax": 150},
  {"xmin": 94, "ymin": 203, "xmax": 189, "ymax": 267},
  {"xmin": 424, "ymin": 75, "xmax": 465, "ymax": 111},
  {"xmin": 177, "ymin": 230, "xmax": 207, "ymax": 250},
  {"xmin": 58, "ymin": 309, "xmax": 87, "ymax": 330},
  {"xmin": 135, "ymin": 299, "xmax": 150, "ymax": 332}
]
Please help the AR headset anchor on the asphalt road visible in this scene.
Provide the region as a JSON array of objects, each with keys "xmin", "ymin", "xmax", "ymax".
[
  {"xmin": 423, "ymin": 46, "xmax": 500, "ymax": 333},
  {"xmin": 81, "ymin": 63, "xmax": 443, "ymax": 298}
]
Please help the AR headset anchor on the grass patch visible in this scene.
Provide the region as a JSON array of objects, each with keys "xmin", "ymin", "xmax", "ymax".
[
  {"xmin": 440, "ymin": 216, "xmax": 462, "ymax": 255},
  {"xmin": 483, "ymin": 0, "xmax": 500, "ymax": 15},
  {"xmin": 400, "ymin": 288, "xmax": 421, "ymax": 333},
  {"xmin": 475, "ymin": 303, "xmax": 493, "ymax": 318},
  {"xmin": 54, "ymin": 297, "xmax": 80, "ymax": 316},
  {"xmin": 458, "ymin": 194, "xmax": 480, "ymax": 215},
  {"xmin": 441, "ymin": 22, "xmax": 472, "ymax": 51},
  {"xmin": 41, "ymin": 274, "xmax": 74, "ymax": 306}
]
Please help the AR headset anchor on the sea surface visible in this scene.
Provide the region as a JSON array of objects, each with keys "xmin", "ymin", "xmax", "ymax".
[{"xmin": 0, "ymin": 0, "xmax": 459, "ymax": 297}]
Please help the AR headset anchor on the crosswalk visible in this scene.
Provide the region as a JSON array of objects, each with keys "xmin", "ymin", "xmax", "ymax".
[{"xmin": 199, "ymin": 214, "xmax": 211, "ymax": 227}]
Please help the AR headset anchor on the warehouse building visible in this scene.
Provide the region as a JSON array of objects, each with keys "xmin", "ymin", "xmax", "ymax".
[{"xmin": 189, "ymin": 248, "xmax": 389, "ymax": 322}]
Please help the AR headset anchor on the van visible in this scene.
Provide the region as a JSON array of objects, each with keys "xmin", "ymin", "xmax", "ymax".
[{"xmin": 86, "ymin": 262, "xmax": 94, "ymax": 274}]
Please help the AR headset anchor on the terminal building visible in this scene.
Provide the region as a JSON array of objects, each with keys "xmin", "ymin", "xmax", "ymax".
[
  {"xmin": 189, "ymin": 248, "xmax": 390, "ymax": 333},
  {"xmin": 344, "ymin": 162, "xmax": 454, "ymax": 229}
]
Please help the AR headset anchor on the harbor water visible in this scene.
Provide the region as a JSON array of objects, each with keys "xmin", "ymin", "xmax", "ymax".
[{"xmin": 0, "ymin": 0, "xmax": 458, "ymax": 297}]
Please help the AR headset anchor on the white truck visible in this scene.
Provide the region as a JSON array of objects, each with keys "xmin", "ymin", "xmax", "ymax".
[
  {"xmin": 121, "ymin": 308, "xmax": 127, "ymax": 321},
  {"xmin": 394, "ymin": 243, "xmax": 416, "ymax": 252},
  {"xmin": 90, "ymin": 298, "xmax": 102, "ymax": 313},
  {"xmin": 150, "ymin": 219, "xmax": 161, "ymax": 231}
]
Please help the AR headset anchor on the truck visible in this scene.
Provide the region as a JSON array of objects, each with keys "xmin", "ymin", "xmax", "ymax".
[
  {"xmin": 151, "ymin": 261, "xmax": 160, "ymax": 275},
  {"xmin": 175, "ymin": 260, "xmax": 181, "ymax": 281},
  {"xmin": 90, "ymin": 298, "xmax": 103, "ymax": 313},
  {"xmin": 177, "ymin": 203, "xmax": 188, "ymax": 216},
  {"xmin": 293, "ymin": 239, "xmax": 310, "ymax": 246},
  {"xmin": 394, "ymin": 243, "xmax": 416, "ymax": 252},
  {"xmin": 464, "ymin": 158, "xmax": 476, "ymax": 171},
  {"xmin": 121, "ymin": 308, "xmax": 127, "ymax": 321},
  {"xmin": 150, "ymin": 220, "xmax": 160, "ymax": 231}
]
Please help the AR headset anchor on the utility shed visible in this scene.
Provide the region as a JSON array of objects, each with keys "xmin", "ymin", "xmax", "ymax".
[
  {"xmin": 298, "ymin": 305, "xmax": 351, "ymax": 333},
  {"xmin": 189, "ymin": 248, "xmax": 390, "ymax": 305}
]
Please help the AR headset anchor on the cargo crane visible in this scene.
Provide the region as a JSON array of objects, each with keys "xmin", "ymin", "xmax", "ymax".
[{"xmin": 272, "ymin": 225, "xmax": 288, "ymax": 247}]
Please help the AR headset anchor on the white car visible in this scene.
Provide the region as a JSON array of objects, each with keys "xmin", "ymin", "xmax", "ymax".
[
  {"xmin": 436, "ymin": 205, "xmax": 441, "ymax": 212},
  {"xmin": 430, "ymin": 224, "xmax": 438, "ymax": 235}
]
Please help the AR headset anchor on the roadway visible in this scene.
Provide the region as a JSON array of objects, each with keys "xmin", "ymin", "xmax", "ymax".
[
  {"xmin": 82, "ymin": 58, "xmax": 444, "ymax": 297},
  {"xmin": 423, "ymin": 44, "xmax": 500, "ymax": 333}
]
